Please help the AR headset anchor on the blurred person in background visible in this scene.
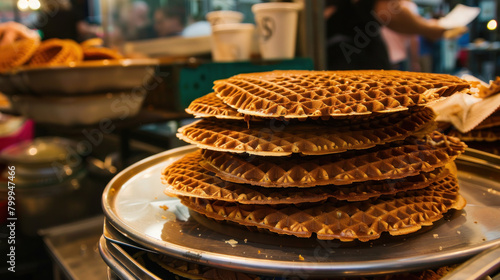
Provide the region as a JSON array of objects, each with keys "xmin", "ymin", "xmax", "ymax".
[
  {"xmin": 324, "ymin": 0, "xmax": 450, "ymax": 70},
  {"xmin": 34, "ymin": 0, "xmax": 92, "ymax": 42},
  {"xmin": 118, "ymin": 1, "xmax": 155, "ymax": 41},
  {"xmin": 381, "ymin": 0, "xmax": 421, "ymax": 71},
  {"xmin": 153, "ymin": 1, "xmax": 187, "ymax": 37}
]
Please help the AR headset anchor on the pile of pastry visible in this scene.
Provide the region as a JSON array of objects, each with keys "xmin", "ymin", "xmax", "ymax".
[
  {"xmin": 162, "ymin": 70, "xmax": 470, "ymax": 242},
  {"xmin": 0, "ymin": 36, "xmax": 122, "ymax": 72}
]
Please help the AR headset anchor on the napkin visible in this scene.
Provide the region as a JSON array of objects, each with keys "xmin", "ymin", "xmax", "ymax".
[{"xmin": 430, "ymin": 75, "xmax": 500, "ymax": 133}]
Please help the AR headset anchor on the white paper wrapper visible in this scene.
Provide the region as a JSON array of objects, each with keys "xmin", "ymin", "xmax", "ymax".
[
  {"xmin": 429, "ymin": 75, "xmax": 500, "ymax": 133},
  {"xmin": 438, "ymin": 4, "xmax": 481, "ymax": 29}
]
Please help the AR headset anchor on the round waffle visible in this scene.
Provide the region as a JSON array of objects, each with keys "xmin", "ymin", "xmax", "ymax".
[
  {"xmin": 199, "ymin": 132, "xmax": 466, "ymax": 188},
  {"xmin": 83, "ymin": 47, "xmax": 123, "ymax": 60},
  {"xmin": 213, "ymin": 70, "xmax": 470, "ymax": 119},
  {"xmin": 141, "ymin": 251, "xmax": 457, "ymax": 279},
  {"xmin": 186, "ymin": 92, "xmax": 247, "ymax": 120},
  {"xmin": 474, "ymin": 108, "xmax": 500, "ymax": 130},
  {"xmin": 146, "ymin": 252, "xmax": 259, "ymax": 280},
  {"xmin": 162, "ymin": 150, "xmax": 450, "ymax": 204},
  {"xmin": 29, "ymin": 38, "xmax": 83, "ymax": 66},
  {"xmin": 178, "ymin": 107, "xmax": 437, "ymax": 156},
  {"xmin": 476, "ymin": 76, "xmax": 500, "ymax": 98},
  {"xmin": 466, "ymin": 141, "xmax": 500, "ymax": 155},
  {"xmin": 179, "ymin": 173, "xmax": 465, "ymax": 242},
  {"xmin": 448, "ymin": 126, "xmax": 500, "ymax": 142},
  {"xmin": 80, "ymin": 37, "xmax": 104, "ymax": 49},
  {"xmin": 0, "ymin": 37, "xmax": 40, "ymax": 72}
]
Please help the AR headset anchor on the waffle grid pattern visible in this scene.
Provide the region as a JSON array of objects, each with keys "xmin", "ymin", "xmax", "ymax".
[
  {"xmin": 162, "ymin": 70, "xmax": 470, "ymax": 242},
  {"xmin": 474, "ymin": 109, "xmax": 500, "ymax": 130},
  {"xmin": 147, "ymin": 253, "xmax": 259, "ymax": 280},
  {"xmin": 162, "ymin": 151, "xmax": 449, "ymax": 204},
  {"xmin": 0, "ymin": 37, "xmax": 40, "ymax": 72},
  {"xmin": 213, "ymin": 70, "xmax": 470, "ymax": 118},
  {"xmin": 449, "ymin": 126, "xmax": 500, "ymax": 141},
  {"xmin": 186, "ymin": 92, "xmax": 247, "ymax": 119},
  {"xmin": 199, "ymin": 133, "xmax": 466, "ymax": 188},
  {"xmin": 179, "ymin": 173, "xmax": 465, "ymax": 242},
  {"xmin": 178, "ymin": 108, "xmax": 436, "ymax": 156},
  {"xmin": 29, "ymin": 38, "xmax": 83, "ymax": 66}
]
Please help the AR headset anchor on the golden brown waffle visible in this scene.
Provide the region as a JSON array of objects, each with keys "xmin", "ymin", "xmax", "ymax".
[
  {"xmin": 0, "ymin": 37, "xmax": 40, "ymax": 72},
  {"xmin": 179, "ymin": 173, "xmax": 465, "ymax": 241},
  {"xmin": 213, "ymin": 70, "xmax": 470, "ymax": 119},
  {"xmin": 466, "ymin": 141, "xmax": 500, "ymax": 155},
  {"xmin": 448, "ymin": 127, "xmax": 500, "ymax": 142},
  {"xmin": 474, "ymin": 108, "xmax": 500, "ymax": 130},
  {"xmin": 83, "ymin": 47, "xmax": 123, "ymax": 60},
  {"xmin": 477, "ymin": 76, "xmax": 500, "ymax": 98},
  {"xmin": 80, "ymin": 37, "xmax": 104, "ymax": 49},
  {"xmin": 162, "ymin": 150, "xmax": 450, "ymax": 204},
  {"xmin": 146, "ymin": 253, "xmax": 259, "ymax": 280},
  {"xmin": 140, "ymin": 251, "xmax": 458, "ymax": 280},
  {"xmin": 29, "ymin": 38, "xmax": 83, "ymax": 66},
  {"xmin": 186, "ymin": 92, "xmax": 247, "ymax": 120},
  {"xmin": 200, "ymin": 132, "xmax": 466, "ymax": 188},
  {"xmin": 178, "ymin": 107, "xmax": 437, "ymax": 156}
]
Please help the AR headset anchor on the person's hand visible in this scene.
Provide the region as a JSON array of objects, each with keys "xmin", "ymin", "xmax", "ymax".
[
  {"xmin": 0, "ymin": 21, "xmax": 39, "ymax": 46},
  {"xmin": 443, "ymin": 26, "xmax": 468, "ymax": 40}
]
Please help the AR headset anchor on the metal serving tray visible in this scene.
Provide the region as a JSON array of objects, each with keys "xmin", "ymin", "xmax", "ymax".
[
  {"xmin": 39, "ymin": 216, "xmax": 108, "ymax": 279},
  {"xmin": 0, "ymin": 59, "xmax": 159, "ymax": 96},
  {"xmin": 98, "ymin": 235, "xmax": 154, "ymax": 280},
  {"xmin": 101, "ymin": 218, "xmax": 500, "ymax": 280},
  {"xmin": 102, "ymin": 145, "xmax": 500, "ymax": 278}
]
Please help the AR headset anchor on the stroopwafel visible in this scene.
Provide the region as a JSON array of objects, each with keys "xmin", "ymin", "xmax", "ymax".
[
  {"xmin": 179, "ymin": 173, "xmax": 465, "ymax": 242},
  {"xmin": 199, "ymin": 132, "xmax": 466, "ymax": 188},
  {"xmin": 162, "ymin": 150, "xmax": 451, "ymax": 204},
  {"xmin": 80, "ymin": 37, "xmax": 104, "ymax": 49},
  {"xmin": 178, "ymin": 107, "xmax": 437, "ymax": 156},
  {"xmin": 213, "ymin": 70, "xmax": 470, "ymax": 118},
  {"xmin": 474, "ymin": 108, "xmax": 500, "ymax": 130},
  {"xmin": 186, "ymin": 92, "xmax": 247, "ymax": 120},
  {"xmin": 29, "ymin": 38, "xmax": 83, "ymax": 66},
  {"xmin": 448, "ymin": 126, "xmax": 500, "ymax": 142},
  {"xmin": 0, "ymin": 37, "xmax": 40, "ymax": 72},
  {"xmin": 83, "ymin": 47, "xmax": 123, "ymax": 60}
]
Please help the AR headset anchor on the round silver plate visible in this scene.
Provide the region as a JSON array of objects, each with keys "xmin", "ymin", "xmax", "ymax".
[{"xmin": 102, "ymin": 145, "xmax": 500, "ymax": 277}]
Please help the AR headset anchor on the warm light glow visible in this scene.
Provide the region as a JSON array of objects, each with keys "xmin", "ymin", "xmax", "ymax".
[
  {"xmin": 17, "ymin": 0, "xmax": 29, "ymax": 10},
  {"xmin": 29, "ymin": 0, "xmax": 40, "ymax": 10},
  {"xmin": 487, "ymin": 19, "xmax": 497, "ymax": 31},
  {"xmin": 17, "ymin": 0, "xmax": 41, "ymax": 10},
  {"xmin": 28, "ymin": 147, "xmax": 37, "ymax": 156}
]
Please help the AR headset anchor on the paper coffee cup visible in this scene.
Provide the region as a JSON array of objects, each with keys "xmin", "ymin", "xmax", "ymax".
[
  {"xmin": 206, "ymin": 10, "xmax": 244, "ymax": 26},
  {"xmin": 252, "ymin": 2, "xmax": 302, "ymax": 60},
  {"xmin": 211, "ymin": 23, "xmax": 255, "ymax": 62}
]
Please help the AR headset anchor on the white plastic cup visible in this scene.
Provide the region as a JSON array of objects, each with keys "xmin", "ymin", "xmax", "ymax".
[
  {"xmin": 252, "ymin": 2, "xmax": 302, "ymax": 60},
  {"xmin": 206, "ymin": 10, "xmax": 244, "ymax": 26},
  {"xmin": 211, "ymin": 23, "xmax": 255, "ymax": 62}
]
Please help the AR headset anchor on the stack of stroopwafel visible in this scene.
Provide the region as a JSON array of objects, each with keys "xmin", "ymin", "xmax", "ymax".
[{"xmin": 162, "ymin": 70, "xmax": 470, "ymax": 242}]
